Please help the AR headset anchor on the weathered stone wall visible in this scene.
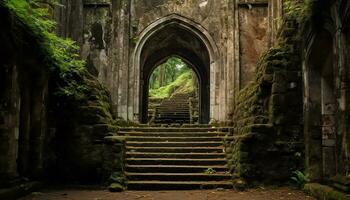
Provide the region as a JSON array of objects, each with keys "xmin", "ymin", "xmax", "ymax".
[
  {"xmin": 0, "ymin": 7, "xmax": 49, "ymax": 185},
  {"xmin": 0, "ymin": 3, "xmax": 125, "ymax": 190},
  {"xmin": 55, "ymin": 0, "xmax": 283, "ymax": 123},
  {"xmin": 225, "ymin": 1, "xmax": 307, "ymax": 183},
  {"xmin": 302, "ymin": 0, "xmax": 350, "ymax": 192}
]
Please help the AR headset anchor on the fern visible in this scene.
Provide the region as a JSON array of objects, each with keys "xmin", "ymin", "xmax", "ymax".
[{"xmin": 291, "ymin": 170, "xmax": 310, "ymax": 188}]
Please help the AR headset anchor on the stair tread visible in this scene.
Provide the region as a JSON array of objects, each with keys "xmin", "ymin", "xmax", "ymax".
[
  {"xmin": 126, "ymin": 164, "xmax": 228, "ymax": 168},
  {"xmin": 126, "ymin": 172, "xmax": 230, "ymax": 176},
  {"xmin": 126, "ymin": 158, "xmax": 226, "ymax": 161},
  {"xmin": 126, "ymin": 146, "xmax": 223, "ymax": 149},
  {"xmin": 127, "ymin": 141, "xmax": 223, "ymax": 144},
  {"xmin": 127, "ymin": 152, "xmax": 225, "ymax": 155},
  {"xmin": 127, "ymin": 181, "xmax": 232, "ymax": 184}
]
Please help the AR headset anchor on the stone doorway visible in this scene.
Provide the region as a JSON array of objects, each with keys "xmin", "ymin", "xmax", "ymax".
[
  {"xmin": 134, "ymin": 15, "xmax": 218, "ymax": 124},
  {"xmin": 147, "ymin": 57, "xmax": 200, "ymax": 124}
]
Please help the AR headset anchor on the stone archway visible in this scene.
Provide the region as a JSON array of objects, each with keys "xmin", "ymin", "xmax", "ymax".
[{"xmin": 132, "ymin": 14, "xmax": 219, "ymax": 124}]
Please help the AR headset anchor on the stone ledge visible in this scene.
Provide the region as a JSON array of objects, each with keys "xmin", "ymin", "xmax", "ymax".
[
  {"xmin": 0, "ymin": 181, "xmax": 42, "ymax": 200},
  {"xmin": 237, "ymin": 0, "xmax": 268, "ymax": 7},
  {"xmin": 304, "ymin": 183, "xmax": 350, "ymax": 200}
]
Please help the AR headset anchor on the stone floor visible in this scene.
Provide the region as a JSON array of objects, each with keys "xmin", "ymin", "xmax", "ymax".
[{"xmin": 20, "ymin": 187, "xmax": 315, "ymax": 200}]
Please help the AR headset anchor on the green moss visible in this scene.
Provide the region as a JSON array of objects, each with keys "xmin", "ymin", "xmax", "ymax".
[
  {"xmin": 283, "ymin": 0, "xmax": 312, "ymax": 24},
  {"xmin": 108, "ymin": 183, "xmax": 124, "ymax": 192},
  {"xmin": 304, "ymin": 183, "xmax": 350, "ymax": 200}
]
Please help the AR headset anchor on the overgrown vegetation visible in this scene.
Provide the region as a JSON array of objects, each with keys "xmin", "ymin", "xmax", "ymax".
[
  {"xmin": 291, "ymin": 170, "xmax": 310, "ymax": 188},
  {"xmin": 283, "ymin": 0, "xmax": 312, "ymax": 23},
  {"xmin": 149, "ymin": 57, "xmax": 197, "ymax": 99},
  {"xmin": 2, "ymin": 0, "xmax": 91, "ymax": 103},
  {"xmin": 204, "ymin": 168, "xmax": 217, "ymax": 175},
  {"xmin": 4, "ymin": 0, "xmax": 84, "ymax": 72}
]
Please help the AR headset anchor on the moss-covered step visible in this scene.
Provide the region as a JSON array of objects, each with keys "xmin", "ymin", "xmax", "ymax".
[
  {"xmin": 304, "ymin": 183, "xmax": 350, "ymax": 200},
  {"xmin": 126, "ymin": 172, "xmax": 231, "ymax": 181},
  {"xmin": 125, "ymin": 164, "xmax": 228, "ymax": 173},
  {"xmin": 126, "ymin": 152, "xmax": 226, "ymax": 159},
  {"xmin": 119, "ymin": 127, "xmax": 230, "ymax": 132},
  {"xmin": 126, "ymin": 136, "xmax": 228, "ymax": 142},
  {"xmin": 118, "ymin": 131, "xmax": 226, "ymax": 137},
  {"xmin": 127, "ymin": 181, "xmax": 233, "ymax": 190},
  {"xmin": 126, "ymin": 158, "xmax": 227, "ymax": 166},
  {"xmin": 126, "ymin": 146, "xmax": 224, "ymax": 153},
  {"xmin": 126, "ymin": 141, "xmax": 223, "ymax": 147}
]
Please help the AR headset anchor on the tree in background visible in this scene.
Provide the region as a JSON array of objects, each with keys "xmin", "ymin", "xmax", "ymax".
[{"xmin": 149, "ymin": 57, "xmax": 188, "ymax": 90}]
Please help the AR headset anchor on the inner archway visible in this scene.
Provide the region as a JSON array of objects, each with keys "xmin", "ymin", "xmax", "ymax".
[
  {"xmin": 134, "ymin": 15, "xmax": 217, "ymax": 124},
  {"xmin": 148, "ymin": 56, "xmax": 199, "ymax": 124}
]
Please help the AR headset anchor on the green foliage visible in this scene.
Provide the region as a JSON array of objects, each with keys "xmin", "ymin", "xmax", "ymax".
[
  {"xmin": 149, "ymin": 70, "xmax": 195, "ymax": 99},
  {"xmin": 149, "ymin": 57, "xmax": 197, "ymax": 98},
  {"xmin": 149, "ymin": 57, "xmax": 188, "ymax": 90},
  {"xmin": 2, "ymin": 0, "xmax": 92, "ymax": 103},
  {"xmin": 3, "ymin": 0, "xmax": 85, "ymax": 72},
  {"xmin": 291, "ymin": 170, "xmax": 310, "ymax": 188},
  {"xmin": 283, "ymin": 0, "xmax": 312, "ymax": 23},
  {"xmin": 204, "ymin": 168, "xmax": 216, "ymax": 174}
]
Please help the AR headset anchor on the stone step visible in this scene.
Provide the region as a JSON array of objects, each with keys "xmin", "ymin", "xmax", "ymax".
[
  {"xmin": 127, "ymin": 181, "xmax": 233, "ymax": 190},
  {"xmin": 126, "ymin": 158, "xmax": 227, "ymax": 165},
  {"xmin": 126, "ymin": 152, "xmax": 225, "ymax": 159},
  {"xmin": 126, "ymin": 136, "xmax": 227, "ymax": 142},
  {"xmin": 158, "ymin": 108, "xmax": 188, "ymax": 110},
  {"xmin": 118, "ymin": 131, "xmax": 226, "ymax": 137},
  {"xmin": 156, "ymin": 115, "xmax": 190, "ymax": 118},
  {"xmin": 135, "ymin": 124, "xmax": 212, "ymax": 128},
  {"xmin": 125, "ymin": 165, "xmax": 228, "ymax": 173},
  {"xmin": 154, "ymin": 120, "xmax": 190, "ymax": 124},
  {"xmin": 126, "ymin": 173, "xmax": 231, "ymax": 182},
  {"xmin": 156, "ymin": 112, "xmax": 189, "ymax": 115},
  {"xmin": 119, "ymin": 127, "xmax": 229, "ymax": 132},
  {"xmin": 126, "ymin": 141, "xmax": 223, "ymax": 147},
  {"xmin": 126, "ymin": 147, "xmax": 224, "ymax": 153}
]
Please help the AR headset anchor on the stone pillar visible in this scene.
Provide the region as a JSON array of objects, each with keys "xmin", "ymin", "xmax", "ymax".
[{"xmin": 0, "ymin": 64, "xmax": 20, "ymax": 181}]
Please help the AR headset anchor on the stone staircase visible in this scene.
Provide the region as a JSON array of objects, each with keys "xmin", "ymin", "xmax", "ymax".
[
  {"xmin": 119, "ymin": 126, "xmax": 233, "ymax": 190},
  {"xmin": 154, "ymin": 93, "xmax": 191, "ymax": 124}
]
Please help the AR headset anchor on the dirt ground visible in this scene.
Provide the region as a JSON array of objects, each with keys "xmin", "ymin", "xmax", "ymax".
[{"xmin": 20, "ymin": 187, "xmax": 315, "ymax": 200}]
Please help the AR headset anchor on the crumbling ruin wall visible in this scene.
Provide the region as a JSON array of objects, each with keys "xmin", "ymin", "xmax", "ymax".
[
  {"xmin": 0, "ymin": 2, "xmax": 125, "ymax": 191},
  {"xmin": 54, "ymin": 0, "xmax": 283, "ymax": 123},
  {"xmin": 225, "ymin": 4, "xmax": 305, "ymax": 184}
]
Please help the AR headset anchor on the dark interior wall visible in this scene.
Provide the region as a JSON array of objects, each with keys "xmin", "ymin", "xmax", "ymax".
[
  {"xmin": 0, "ymin": 7, "xmax": 50, "ymax": 185},
  {"xmin": 303, "ymin": 0, "xmax": 350, "ymax": 183},
  {"xmin": 304, "ymin": 29, "xmax": 335, "ymax": 180}
]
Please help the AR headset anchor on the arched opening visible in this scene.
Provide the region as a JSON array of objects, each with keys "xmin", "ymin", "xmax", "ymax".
[
  {"xmin": 304, "ymin": 29, "xmax": 337, "ymax": 180},
  {"xmin": 134, "ymin": 15, "xmax": 217, "ymax": 124},
  {"xmin": 147, "ymin": 56, "xmax": 199, "ymax": 124}
]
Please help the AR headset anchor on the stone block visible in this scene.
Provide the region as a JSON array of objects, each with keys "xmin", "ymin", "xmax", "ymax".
[
  {"xmin": 322, "ymin": 114, "xmax": 336, "ymax": 126},
  {"xmin": 304, "ymin": 183, "xmax": 350, "ymax": 200},
  {"xmin": 322, "ymin": 146, "xmax": 336, "ymax": 177},
  {"xmin": 272, "ymin": 83, "xmax": 286, "ymax": 94},
  {"xmin": 93, "ymin": 124, "xmax": 118, "ymax": 136},
  {"xmin": 270, "ymin": 94, "xmax": 285, "ymax": 107},
  {"xmin": 273, "ymin": 71, "xmax": 287, "ymax": 84}
]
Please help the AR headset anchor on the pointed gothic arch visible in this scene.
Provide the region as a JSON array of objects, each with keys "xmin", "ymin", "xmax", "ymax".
[{"xmin": 132, "ymin": 14, "xmax": 219, "ymax": 123}]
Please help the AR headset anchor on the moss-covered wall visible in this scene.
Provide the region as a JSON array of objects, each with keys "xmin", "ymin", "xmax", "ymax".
[
  {"xmin": 226, "ymin": 5, "xmax": 306, "ymax": 184},
  {"xmin": 0, "ymin": 1, "xmax": 126, "ymax": 189}
]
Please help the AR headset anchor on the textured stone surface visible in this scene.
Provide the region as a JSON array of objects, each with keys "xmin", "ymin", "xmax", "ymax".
[{"xmin": 55, "ymin": 0, "xmax": 282, "ymax": 123}]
